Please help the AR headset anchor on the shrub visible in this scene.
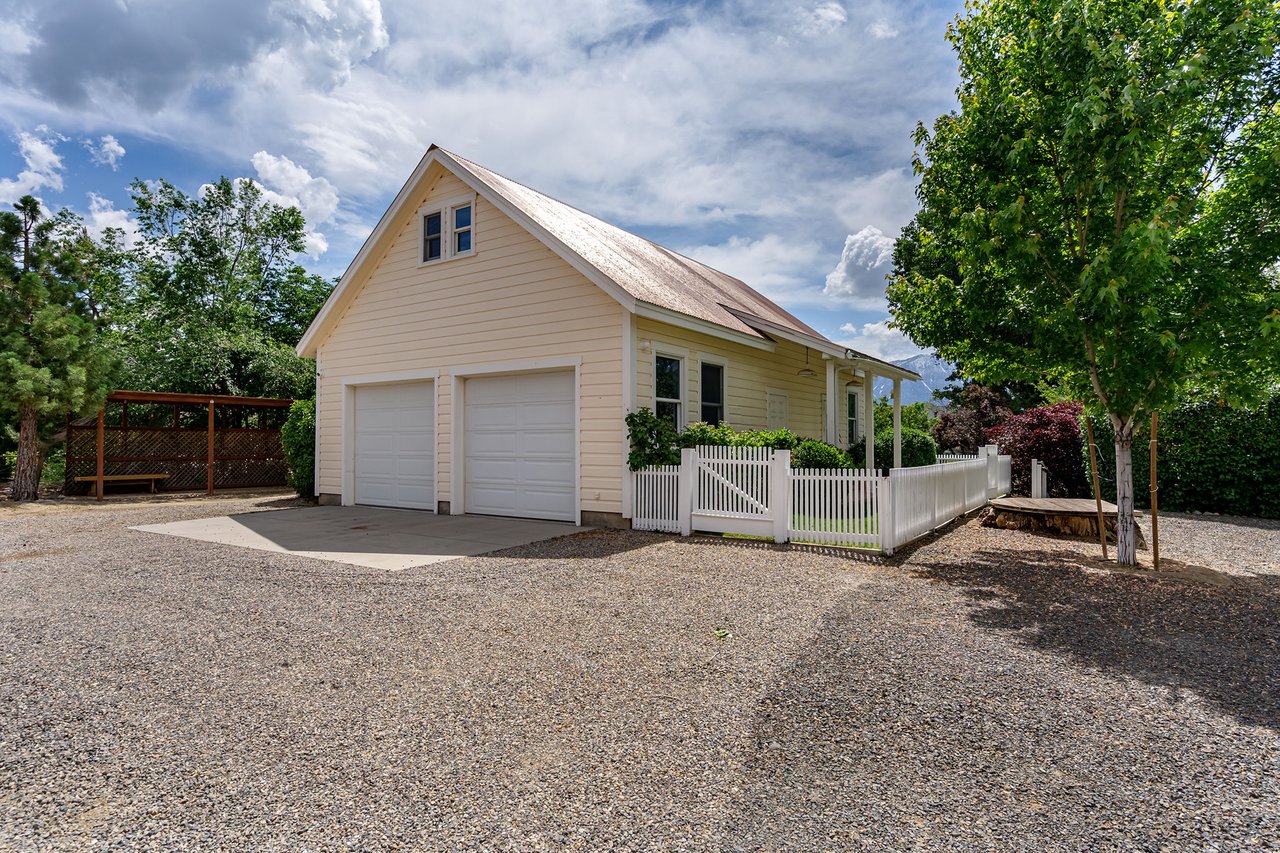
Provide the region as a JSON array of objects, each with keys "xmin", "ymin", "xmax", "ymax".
[
  {"xmin": 990, "ymin": 402, "xmax": 1088, "ymax": 497},
  {"xmin": 734, "ymin": 427, "xmax": 802, "ymax": 450},
  {"xmin": 677, "ymin": 421, "xmax": 736, "ymax": 448},
  {"xmin": 793, "ymin": 439, "xmax": 849, "ymax": 469},
  {"xmin": 849, "ymin": 427, "xmax": 939, "ymax": 470},
  {"xmin": 1085, "ymin": 396, "xmax": 1280, "ymax": 518},
  {"xmin": 625, "ymin": 407, "xmax": 679, "ymax": 470},
  {"xmin": 281, "ymin": 398, "xmax": 316, "ymax": 498},
  {"xmin": 932, "ymin": 408, "xmax": 983, "ymax": 454},
  {"xmin": 39, "ymin": 448, "xmax": 65, "ymax": 487}
]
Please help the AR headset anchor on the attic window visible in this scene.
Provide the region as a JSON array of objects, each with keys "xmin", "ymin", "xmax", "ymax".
[{"xmin": 421, "ymin": 197, "xmax": 475, "ymax": 264}]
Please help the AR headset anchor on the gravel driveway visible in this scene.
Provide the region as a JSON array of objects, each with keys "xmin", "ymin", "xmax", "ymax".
[{"xmin": 2, "ymin": 494, "xmax": 1277, "ymax": 851}]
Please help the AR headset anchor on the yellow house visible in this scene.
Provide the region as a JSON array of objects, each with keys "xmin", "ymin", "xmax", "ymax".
[{"xmin": 297, "ymin": 146, "xmax": 919, "ymax": 527}]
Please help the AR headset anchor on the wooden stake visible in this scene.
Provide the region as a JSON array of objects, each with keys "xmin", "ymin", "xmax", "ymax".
[
  {"xmin": 1084, "ymin": 416, "xmax": 1108, "ymax": 560},
  {"xmin": 1150, "ymin": 412, "xmax": 1160, "ymax": 570},
  {"xmin": 95, "ymin": 408, "xmax": 105, "ymax": 501},
  {"xmin": 206, "ymin": 401, "xmax": 215, "ymax": 495}
]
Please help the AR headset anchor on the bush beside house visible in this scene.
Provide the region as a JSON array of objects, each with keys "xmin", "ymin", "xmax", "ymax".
[{"xmin": 281, "ymin": 398, "xmax": 316, "ymax": 499}]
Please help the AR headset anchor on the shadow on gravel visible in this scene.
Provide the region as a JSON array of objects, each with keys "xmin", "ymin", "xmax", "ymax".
[{"xmin": 910, "ymin": 547, "xmax": 1280, "ymax": 730}]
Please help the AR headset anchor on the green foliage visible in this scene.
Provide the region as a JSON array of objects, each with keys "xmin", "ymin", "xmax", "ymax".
[
  {"xmin": 888, "ymin": 0, "xmax": 1280, "ymax": 559},
  {"xmin": 850, "ymin": 427, "xmax": 940, "ymax": 470},
  {"xmin": 991, "ymin": 402, "xmax": 1089, "ymax": 498},
  {"xmin": 676, "ymin": 421, "xmax": 737, "ymax": 448},
  {"xmin": 792, "ymin": 439, "xmax": 850, "ymax": 469},
  {"xmin": 1085, "ymin": 398, "xmax": 1280, "ymax": 518},
  {"xmin": 873, "ymin": 398, "xmax": 935, "ymax": 434},
  {"xmin": 39, "ymin": 448, "xmax": 64, "ymax": 487},
  {"xmin": 281, "ymin": 398, "xmax": 317, "ymax": 498},
  {"xmin": 625, "ymin": 407, "xmax": 679, "ymax": 470},
  {"xmin": 91, "ymin": 177, "xmax": 331, "ymax": 399}
]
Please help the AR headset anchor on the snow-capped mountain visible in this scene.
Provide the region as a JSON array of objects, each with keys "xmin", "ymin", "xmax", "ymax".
[{"xmin": 872, "ymin": 353, "xmax": 956, "ymax": 406}]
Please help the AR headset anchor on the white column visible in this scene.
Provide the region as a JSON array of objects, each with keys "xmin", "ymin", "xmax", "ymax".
[
  {"xmin": 771, "ymin": 449, "xmax": 791, "ymax": 543},
  {"xmin": 824, "ymin": 357, "xmax": 837, "ymax": 444},
  {"xmin": 863, "ymin": 370, "xmax": 876, "ymax": 471},
  {"xmin": 677, "ymin": 447, "xmax": 695, "ymax": 536},
  {"xmin": 892, "ymin": 378, "xmax": 902, "ymax": 470}
]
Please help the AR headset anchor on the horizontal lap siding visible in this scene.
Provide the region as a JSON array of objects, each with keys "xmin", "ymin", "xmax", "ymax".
[
  {"xmin": 317, "ymin": 170, "xmax": 624, "ymax": 515},
  {"xmin": 634, "ymin": 317, "xmax": 863, "ymax": 444}
]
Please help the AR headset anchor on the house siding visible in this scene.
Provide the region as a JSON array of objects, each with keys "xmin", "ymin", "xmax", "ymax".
[
  {"xmin": 315, "ymin": 169, "xmax": 625, "ymax": 516},
  {"xmin": 633, "ymin": 316, "xmax": 868, "ymax": 446}
]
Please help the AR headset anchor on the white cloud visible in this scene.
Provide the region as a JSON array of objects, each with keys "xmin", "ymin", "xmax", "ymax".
[
  {"xmin": 837, "ymin": 318, "xmax": 922, "ymax": 361},
  {"xmin": 681, "ymin": 233, "xmax": 826, "ymax": 306},
  {"xmin": 250, "ymin": 150, "xmax": 341, "ymax": 258},
  {"xmin": 800, "ymin": 2, "xmax": 848, "ymax": 35},
  {"xmin": 824, "ymin": 226, "xmax": 896, "ymax": 306},
  {"xmin": 0, "ymin": 127, "xmax": 66, "ymax": 204},
  {"xmin": 833, "ymin": 167, "xmax": 919, "ymax": 235},
  {"xmin": 85, "ymin": 134, "xmax": 126, "ymax": 169},
  {"xmin": 84, "ymin": 192, "xmax": 138, "ymax": 244},
  {"xmin": 867, "ymin": 20, "xmax": 899, "ymax": 39}
]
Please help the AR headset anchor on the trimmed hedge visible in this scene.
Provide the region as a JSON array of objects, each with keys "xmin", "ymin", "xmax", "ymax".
[
  {"xmin": 849, "ymin": 427, "xmax": 939, "ymax": 470},
  {"xmin": 1085, "ymin": 397, "xmax": 1280, "ymax": 518},
  {"xmin": 624, "ymin": 409, "xmax": 847, "ymax": 470},
  {"xmin": 281, "ymin": 398, "xmax": 316, "ymax": 499}
]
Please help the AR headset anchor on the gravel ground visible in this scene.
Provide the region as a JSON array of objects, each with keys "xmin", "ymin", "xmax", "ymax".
[{"xmin": 1, "ymin": 494, "xmax": 1277, "ymax": 851}]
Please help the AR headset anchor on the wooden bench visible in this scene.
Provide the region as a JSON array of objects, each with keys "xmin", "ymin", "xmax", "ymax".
[{"xmin": 74, "ymin": 473, "xmax": 170, "ymax": 498}]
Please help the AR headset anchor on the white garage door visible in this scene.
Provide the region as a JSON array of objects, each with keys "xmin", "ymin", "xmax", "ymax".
[
  {"xmin": 354, "ymin": 382, "xmax": 435, "ymax": 510},
  {"xmin": 464, "ymin": 371, "xmax": 576, "ymax": 522}
]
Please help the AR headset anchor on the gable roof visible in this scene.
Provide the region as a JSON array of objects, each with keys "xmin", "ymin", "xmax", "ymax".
[{"xmin": 297, "ymin": 145, "xmax": 918, "ymax": 381}]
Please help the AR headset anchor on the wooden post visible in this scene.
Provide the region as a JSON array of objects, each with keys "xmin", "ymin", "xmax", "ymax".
[
  {"xmin": 1084, "ymin": 417, "xmax": 1108, "ymax": 560},
  {"xmin": 1150, "ymin": 412, "xmax": 1160, "ymax": 570},
  {"xmin": 206, "ymin": 400, "xmax": 215, "ymax": 495},
  {"xmin": 95, "ymin": 408, "xmax": 105, "ymax": 501}
]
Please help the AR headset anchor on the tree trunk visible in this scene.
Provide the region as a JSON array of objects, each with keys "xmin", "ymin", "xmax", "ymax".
[
  {"xmin": 1112, "ymin": 418, "xmax": 1137, "ymax": 565},
  {"xmin": 10, "ymin": 404, "xmax": 42, "ymax": 502}
]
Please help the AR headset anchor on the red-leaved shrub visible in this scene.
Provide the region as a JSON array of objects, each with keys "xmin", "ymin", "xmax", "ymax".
[{"xmin": 990, "ymin": 402, "xmax": 1089, "ymax": 497}]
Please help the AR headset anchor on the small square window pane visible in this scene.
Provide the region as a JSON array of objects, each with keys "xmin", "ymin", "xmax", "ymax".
[
  {"xmin": 655, "ymin": 356, "xmax": 680, "ymax": 400},
  {"xmin": 456, "ymin": 230, "xmax": 471, "ymax": 253},
  {"xmin": 425, "ymin": 236, "xmax": 442, "ymax": 260},
  {"xmin": 454, "ymin": 205, "xmax": 471, "ymax": 229},
  {"xmin": 425, "ymin": 212, "xmax": 442, "ymax": 237},
  {"xmin": 656, "ymin": 400, "xmax": 680, "ymax": 428}
]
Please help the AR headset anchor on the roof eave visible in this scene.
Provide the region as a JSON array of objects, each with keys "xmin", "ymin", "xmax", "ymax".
[{"xmin": 724, "ymin": 308, "xmax": 922, "ymax": 382}]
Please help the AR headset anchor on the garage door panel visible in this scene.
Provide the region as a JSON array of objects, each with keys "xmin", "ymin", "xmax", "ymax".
[
  {"xmin": 354, "ymin": 381, "xmax": 435, "ymax": 510},
  {"xmin": 464, "ymin": 372, "xmax": 575, "ymax": 522}
]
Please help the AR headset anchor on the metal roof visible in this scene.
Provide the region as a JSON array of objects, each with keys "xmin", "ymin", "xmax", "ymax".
[{"xmin": 442, "ymin": 148, "xmax": 827, "ymax": 343}]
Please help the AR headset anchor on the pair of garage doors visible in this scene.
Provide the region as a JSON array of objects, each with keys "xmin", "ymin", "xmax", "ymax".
[{"xmin": 352, "ymin": 371, "xmax": 576, "ymax": 522}]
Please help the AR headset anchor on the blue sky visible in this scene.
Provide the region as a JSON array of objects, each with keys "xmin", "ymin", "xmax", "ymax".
[{"xmin": 0, "ymin": 0, "xmax": 965, "ymax": 361}]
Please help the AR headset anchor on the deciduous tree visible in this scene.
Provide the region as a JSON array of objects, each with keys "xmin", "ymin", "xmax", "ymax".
[{"xmin": 890, "ymin": 0, "xmax": 1280, "ymax": 563}]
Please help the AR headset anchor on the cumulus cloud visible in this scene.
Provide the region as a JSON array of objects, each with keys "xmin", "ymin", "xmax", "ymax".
[
  {"xmin": 837, "ymin": 318, "xmax": 922, "ymax": 362},
  {"xmin": 250, "ymin": 150, "xmax": 341, "ymax": 257},
  {"xmin": 83, "ymin": 192, "xmax": 138, "ymax": 244},
  {"xmin": 800, "ymin": 1, "xmax": 848, "ymax": 35},
  {"xmin": 0, "ymin": 127, "xmax": 66, "ymax": 204},
  {"xmin": 867, "ymin": 20, "xmax": 899, "ymax": 39},
  {"xmin": 84, "ymin": 134, "xmax": 125, "ymax": 169},
  {"xmin": 681, "ymin": 234, "xmax": 826, "ymax": 305},
  {"xmin": 824, "ymin": 226, "xmax": 896, "ymax": 306}
]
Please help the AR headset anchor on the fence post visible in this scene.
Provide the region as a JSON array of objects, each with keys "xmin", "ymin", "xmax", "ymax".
[
  {"xmin": 985, "ymin": 444, "xmax": 999, "ymax": 498},
  {"xmin": 881, "ymin": 471, "xmax": 895, "ymax": 556},
  {"xmin": 677, "ymin": 447, "xmax": 695, "ymax": 536},
  {"xmin": 1030, "ymin": 459, "xmax": 1044, "ymax": 498},
  {"xmin": 771, "ymin": 449, "xmax": 791, "ymax": 543}
]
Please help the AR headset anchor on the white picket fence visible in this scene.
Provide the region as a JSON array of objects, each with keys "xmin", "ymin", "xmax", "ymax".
[
  {"xmin": 633, "ymin": 444, "xmax": 1011, "ymax": 554},
  {"xmin": 938, "ymin": 452, "xmax": 978, "ymax": 463}
]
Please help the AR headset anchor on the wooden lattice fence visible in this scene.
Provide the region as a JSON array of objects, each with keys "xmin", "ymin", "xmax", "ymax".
[{"xmin": 64, "ymin": 391, "xmax": 292, "ymax": 497}]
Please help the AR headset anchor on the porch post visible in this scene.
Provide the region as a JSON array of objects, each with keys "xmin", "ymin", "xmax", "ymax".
[
  {"xmin": 863, "ymin": 370, "xmax": 876, "ymax": 471},
  {"xmin": 95, "ymin": 407, "xmax": 105, "ymax": 501},
  {"xmin": 206, "ymin": 400, "xmax": 215, "ymax": 495},
  {"xmin": 892, "ymin": 378, "xmax": 902, "ymax": 470},
  {"xmin": 824, "ymin": 357, "xmax": 837, "ymax": 444}
]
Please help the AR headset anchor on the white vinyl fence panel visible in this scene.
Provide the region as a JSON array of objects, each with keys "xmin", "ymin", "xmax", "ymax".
[
  {"xmin": 938, "ymin": 453, "xmax": 978, "ymax": 463},
  {"xmin": 632, "ymin": 465, "xmax": 680, "ymax": 532},
  {"xmin": 790, "ymin": 468, "xmax": 880, "ymax": 549},
  {"xmin": 998, "ymin": 455, "xmax": 1012, "ymax": 494},
  {"xmin": 886, "ymin": 458, "xmax": 990, "ymax": 547}
]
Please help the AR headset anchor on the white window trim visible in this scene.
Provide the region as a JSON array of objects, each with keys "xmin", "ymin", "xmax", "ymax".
[
  {"xmin": 654, "ymin": 351, "xmax": 686, "ymax": 430},
  {"xmin": 698, "ymin": 356, "xmax": 726, "ymax": 426},
  {"xmin": 847, "ymin": 388, "xmax": 863, "ymax": 446},
  {"xmin": 418, "ymin": 193, "xmax": 477, "ymax": 266}
]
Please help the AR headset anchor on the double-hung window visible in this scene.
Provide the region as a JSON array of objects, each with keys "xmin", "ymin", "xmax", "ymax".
[
  {"xmin": 655, "ymin": 355, "xmax": 682, "ymax": 428},
  {"xmin": 421, "ymin": 197, "xmax": 475, "ymax": 264},
  {"xmin": 700, "ymin": 362, "xmax": 724, "ymax": 425},
  {"xmin": 847, "ymin": 389, "xmax": 862, "ymax": 444}
]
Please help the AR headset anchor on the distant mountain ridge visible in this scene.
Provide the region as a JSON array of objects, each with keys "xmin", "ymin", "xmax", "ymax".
[{"xmin": 872, "ymin": 353, "xmax": 955, "ymax": 406}]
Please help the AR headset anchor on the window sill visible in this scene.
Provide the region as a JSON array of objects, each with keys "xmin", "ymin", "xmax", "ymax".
[{"xmin": 417, "ymin": 250, "xmax": 476, "ymax": 269}]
